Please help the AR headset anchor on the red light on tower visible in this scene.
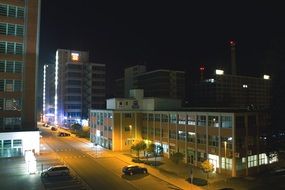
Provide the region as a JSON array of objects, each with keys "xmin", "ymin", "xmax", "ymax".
[
  {"xmin": 199, "ymin": 65, "xmax": 205, "ymax": 80},
  {"xmin": 229, "ymin": 40, "xmax": 236, "ymax": 46}
]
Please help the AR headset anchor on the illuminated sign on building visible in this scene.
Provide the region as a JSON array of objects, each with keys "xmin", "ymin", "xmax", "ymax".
[{"xmin": 71, "ymin": 52, "xmax": 79, "ymax": 61}]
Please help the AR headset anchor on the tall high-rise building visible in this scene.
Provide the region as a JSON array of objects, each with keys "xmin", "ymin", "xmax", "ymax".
[
  {"xmin": 55, "ymin": 49, "xmax": 106, "ymax": 125},
  {"xmin": 0, "ymin": 0, "xmax": 41, "ymax": 158}
]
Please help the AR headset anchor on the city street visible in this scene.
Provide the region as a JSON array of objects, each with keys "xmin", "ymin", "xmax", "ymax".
[{"xmin": 40, "ymin": 126, "xmax": 182, "ymax": 190}]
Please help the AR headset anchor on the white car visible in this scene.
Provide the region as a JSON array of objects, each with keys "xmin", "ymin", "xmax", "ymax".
[{"xmin": 41, "ymin": 165, "xmax": 70, "ymax": 177}]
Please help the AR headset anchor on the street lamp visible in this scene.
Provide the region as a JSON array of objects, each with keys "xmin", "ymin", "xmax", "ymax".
[
  {"xmin": 224, "ymin": 141, "xmax": 227, "ymax": 175},
  {"xmin": 129, "ymin": 125, "xmax": 132, "ymax": 141}
]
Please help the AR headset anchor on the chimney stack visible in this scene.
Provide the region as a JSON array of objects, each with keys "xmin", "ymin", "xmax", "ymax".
[{"xmin": 229, "ymin": 40, "xmax": 237, "ymax": 75}]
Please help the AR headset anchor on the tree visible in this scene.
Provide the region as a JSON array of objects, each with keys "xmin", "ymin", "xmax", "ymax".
[
  {"xmin": 131, "ymin": 140, "xmax": 146, "ymax": 160},
  {"xmin": 170, "ymin": 152, "xmax": 184, "ymax": 164},
  {"xmin": 146, "ymin": 143, "xmax": 156, "ymax": 159},
  {"xmin": 70, "ymin": 123, "xmax": 81, "ymax": 132},
  {"xmin": 201, "ymin": 160, "xmax": 214, "ymax": 179}
]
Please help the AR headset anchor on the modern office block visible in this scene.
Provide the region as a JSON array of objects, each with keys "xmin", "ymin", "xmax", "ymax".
[
  {"xmin": 190, "ymin": 72, "xmax": 271, "ymax": 109},
  {"xmin": 115, "ymin": 65, "xmax": 185, "ymax": 99},
  {"xmin": 55, "ymin": 49, "xmax": 106, "ymax": 125}
]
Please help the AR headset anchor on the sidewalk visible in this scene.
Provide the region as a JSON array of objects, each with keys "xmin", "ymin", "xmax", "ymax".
[{"xmin": 76, "ymin": 137, "xmax": 207, "ymax": 190}]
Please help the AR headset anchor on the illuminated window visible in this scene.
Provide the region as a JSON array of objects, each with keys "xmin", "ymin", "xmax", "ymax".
[
  {"xmin": 248, "ymin": 155, "xmax": 257, "ymax": 168},
  {"xmin": 221, "ymin": 157, "xmax": 232, "ymax": 169},
  {"xmin": 259, "ymin": 153, "xmax": 268, "ymax": 165},
  {"xmin": 170, "ymin": 114, "xmax": 177, "ymax": 124},
  {"xmin": 221, "ymin": 116, "xmax": 232, "ymax": 128},
  {"xmin": 187, "ymin": 115, "xmax": 196, "ymax": 125},
  {"xmin": 178, "ymin": 114, "xmax": 186, "ymax": 124},
  {"xmin": 197, "ymin": 115, "xmax": 206, "ymax": 126},
  {"xmin": 208, "ymin": 116, "xmax": 219, "ymax": 127}
]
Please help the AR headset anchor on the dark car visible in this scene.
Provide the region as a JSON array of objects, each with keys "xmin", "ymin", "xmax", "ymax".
[
  {"xmin": 58, "ymin": 132, "xmax": 70, "ymax": 137},
  {"xmin": 41, "ymin": 165, "xmax": 70, "ymax": 177},
  {"xmin": 122, "ymin": 165, "xmax": 148, "ymax": 175},
  {"xmin": 51, "ymin": 126, "xmax": 57, "ymax": 131}
]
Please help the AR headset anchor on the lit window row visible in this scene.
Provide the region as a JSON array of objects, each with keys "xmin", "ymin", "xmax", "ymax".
[
  {"xmin": 0, "ymin": 22, "xmax": 24, "ymax": 36},
  {"xmin": 0, "ymin": 60, "xmax": 23, "ymax": 73},
  {"xmin": 0, "ymin": 3, "xmax": 24, "ymax": 18},
  {"xmin": 143, "ymin": 113, "xmax": 232, "ymax": 128},
  {"xmin": 0, "ymin": 98, "xmax": 22, "ymax": 111},
  {"xmin": 0, "ymin": 79, "xmax": 22, "ymax": 92},
  {"xmin": 0, "ymin": 41, "xmax": 23, "ymax": 55}
]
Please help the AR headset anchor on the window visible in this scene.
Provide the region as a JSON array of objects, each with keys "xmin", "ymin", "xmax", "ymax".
[
  {"xmin": 169, "ymin": 130, "xmax": 176, "ymax": 139},
  {"xmin": 208, "ymin": 135, "xmax": 219, "ymax": 147},
  {"xmin": 5, "ymin": 80, "xmax": 13, "ymax": 92},
  {"xmin": 162, "ymin": 114, "xmax": 168, "ymax": 122},
  {"xmin": 197, "ymin": 134, "xmax": 206, "ymax": 144},
  {"xmin": 178, "ymin": 114, "xmax": 186, "ymax": 124},
  {"xmin": 14, "ymin": 62, "xmax": 22, "ymax": 73},
  {"xmin": 16, "ymin": 25, "xmax": 24, "ymax": 36},
  {"xmin": 197, "ymin": 115, "xmax": 206, "ymax": 126},
  {"xmin": 221, "ymin": 116, "xmax": 232, "ymax": 128},
  {"xmin": 221, "ymin": 157, "xmax": 232, "ymax": 169},
  {"xmin": 0, "ymin": 41, "xmax": 6, "ymax": 53},
  {"xmin": 0, "ymin": 98, "xmax": 3, "ymax": 110},
  {"xmin": 14, "ymin": 80, "xmax": 22, "ymax": 92},
  {"xmin": 0, "ymin": 80, "xmax": 3, "ymax": 91},
  {"xmin": 3, "ymin": 140, "xmax": 11, "ymax": 148},
  {"xmin": 155, "ymin": 114, "xmax": 160, "ymax": 121},
  {"xmin": 259, "ymin": 153, "xmax": 268, "ymax": 165},
  {"xmin": 0, "ymin": 60, "xmax": 4, "ymax": 72},
  {"xmin": 178, "ymin": 130, "xmax": 186, "ymax": 140},
  {"xmin": 17, "ymin": 7, "xmax": 24, "ymax": 18},
  {"xmin": 187, "ymin": 132, "xmax": 195, "ymax": 143},
  {"xmin": 0, "ymin": 4, "xmax": 8, "ymax": 16},
  {"xmin": 7, "ymin": 24, "xmax": 15, "ymax": 35},
  {"xmin": 6, "ymin": 61, "xmax": 13, "ymax": 72},
  {"xmin": 124, "ymin": 113, "xmax": 132, "ymax": 118},
  {"xmin": 13, "ymin": 139, "xmax": 22, "ymax": 147},
  {"xmin": 15, "ymin": 43, "xmax": 23, "ymax": 55},
  {"xmin": 0, "ymin": 22, "xmax": 6, "ymax": 34},
  {"xmin": 248, "ymin": 155, "xmax": 257, "ymax": 168},
  {"xmin": 8, "ymin": 5, "xmax": 16, "ymax": 17},
  {"xmin": 170, "ymin": 114, "xmax": 177, "ymax": 124},
  {"xmin": 187, "ymin": 115, "xmax": 196, "ymax": 125},
  {"xmin": 208, "ymin": 116, "xmax": 219, "ymax": 127}
]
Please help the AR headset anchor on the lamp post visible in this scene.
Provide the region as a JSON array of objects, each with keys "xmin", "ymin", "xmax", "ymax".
[
  {"xmin": 224, "ymin": 141, "xmax": 227, "ymax": 177},
  {"xmin": 129, "ymin": 124, "xmax": 132, "ymax": 142}
]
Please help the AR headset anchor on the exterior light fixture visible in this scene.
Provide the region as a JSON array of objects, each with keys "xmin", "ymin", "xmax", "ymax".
[
  {"xmin": 263, "ymin": 75, "xmax": 270, "ymax": 80},
  {"xmin": 215, "ymin": 69, "xmax": 224, "ymax": 75}
]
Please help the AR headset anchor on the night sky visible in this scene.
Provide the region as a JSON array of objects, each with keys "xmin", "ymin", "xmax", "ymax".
[{"xmin": 39, "ymin": 0, "xmax": 285, "ymax": 128}]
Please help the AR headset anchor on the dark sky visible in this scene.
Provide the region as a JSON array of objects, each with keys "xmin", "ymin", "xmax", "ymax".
[
  {"xmin": 39, "ymin": 0, "xmax": 285, "ymax": 97},
  {"xmin": 39, "ymin": 0, "xmax": 285, "ymax": 73}
]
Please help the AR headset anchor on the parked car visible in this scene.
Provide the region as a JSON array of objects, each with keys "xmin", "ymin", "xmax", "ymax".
[
  {"xmin": 122, "ymin": 165, "xmax": 148, "ymax": 175},
  {"xmin": 51, "ymin": 126, "xmax": 57, "ymax": 131},
  {"xmin": 58, "ymin": 132, "xmax": 70, "ymax": 137},
  {"xmin": 41, "ymin": 165, "xmax": 70, "ymax": 177}
]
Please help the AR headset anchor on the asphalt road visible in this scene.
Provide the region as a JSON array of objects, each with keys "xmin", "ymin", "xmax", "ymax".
[{"xmin": 41, "ymin": 127, "xmax": 181, "ymax": 190}]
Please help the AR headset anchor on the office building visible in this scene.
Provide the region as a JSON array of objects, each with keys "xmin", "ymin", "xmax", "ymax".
[
  {"xmin": 190, "ymin": 70, "xmax": 271, "ymax": 109},
  {"xmin": 90, "ymin": 89, "xmax": 276, "ymax": 177},
  {"xmin": 55, "ymin": 49, "xmax": 106, "ymax": 126},
  {"xmin": 0, "ymin": 0, "xmax": 41, "ymax": 158},
  {"xmin": 115, "ymin": 65, "xmax": 185, "ymax": 100}
]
